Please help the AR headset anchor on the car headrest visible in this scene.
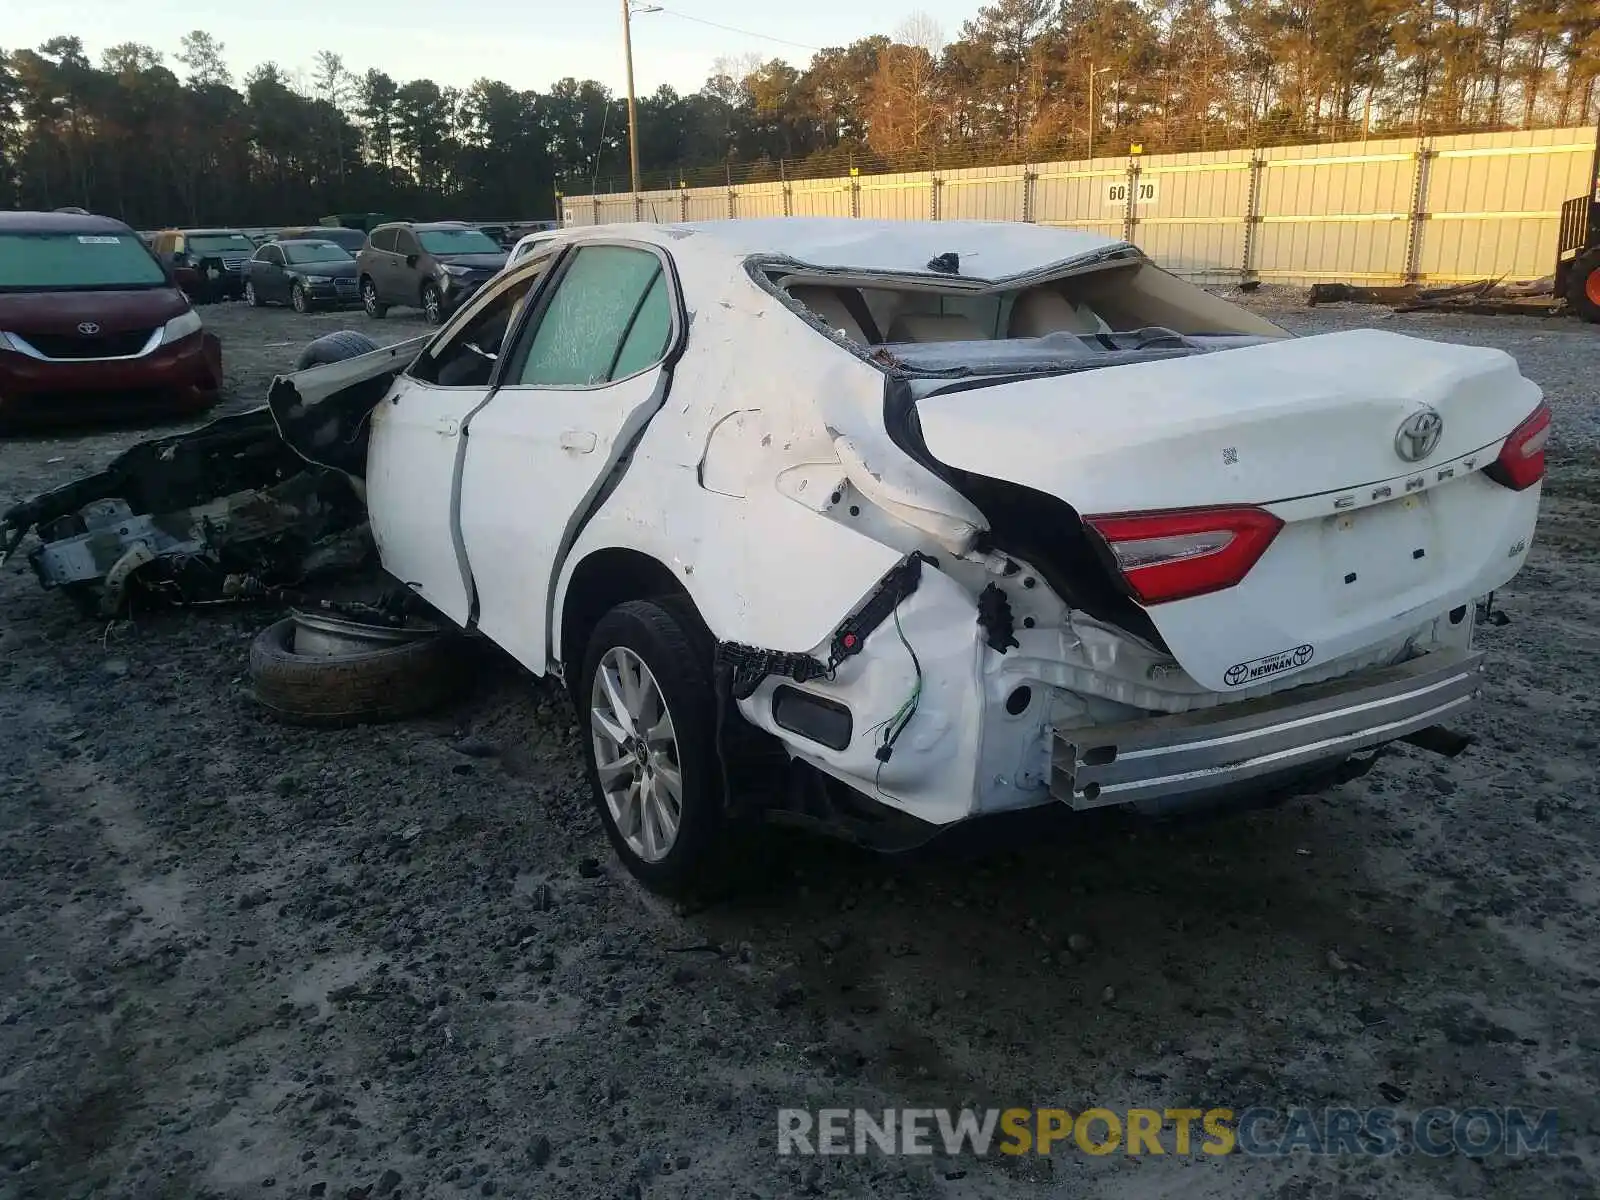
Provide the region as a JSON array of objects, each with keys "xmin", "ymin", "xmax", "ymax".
[
  {"xmin": 790, "ymin": 286, "xmax": 868, "ymax": 344},
  {"xmin": 885, "ymin": 312, "xmax": 990, "ymax": 343},
  {"xmin": 1008, "ymin": 289, "xmax": 1109, "ymax": 337}
]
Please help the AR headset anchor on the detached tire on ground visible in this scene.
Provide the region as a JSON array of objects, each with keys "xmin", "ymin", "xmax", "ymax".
[
  {"xmin": 250, "ymin": 617, "xmax": 464, "ymax": 726},
  {"xmin": 294, "ymin": 329, "xmax": 379, "ymax": 371}
]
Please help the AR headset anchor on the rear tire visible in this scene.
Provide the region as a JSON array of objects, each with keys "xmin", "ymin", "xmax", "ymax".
[
  {"xmin": 249, "ymin": 617, "xmax": 464, "ymax": 727},
  {"xmin": 361, "ymin": 278, "xmax": 387, "ymax": 319},
  {"xmin": 578, "ymin": 597, "xmax": 740, "ymax": 898},
  {"xmin": 1567, "ymin": 249, "xmax": 1600, "ymax": 324},
  {"xmin": 294, "ymin": 329, "xmax": 379, "ymax": 370}
]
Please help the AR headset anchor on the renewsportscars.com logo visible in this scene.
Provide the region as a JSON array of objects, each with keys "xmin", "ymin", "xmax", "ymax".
[{"xmin": 777, "ymin": 1106, "xmax": 1559, "ymax": 1159}]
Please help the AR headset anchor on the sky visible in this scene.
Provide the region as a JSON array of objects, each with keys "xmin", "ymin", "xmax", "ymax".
[{"xmin": 10, "ymin": 1, "xmax": 978, "ymax": 95}]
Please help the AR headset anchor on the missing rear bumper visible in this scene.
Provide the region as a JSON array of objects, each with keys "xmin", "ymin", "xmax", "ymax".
[{"xmin": 1051, "ymin": 648, "xmax": 1483, "ymax": 810}]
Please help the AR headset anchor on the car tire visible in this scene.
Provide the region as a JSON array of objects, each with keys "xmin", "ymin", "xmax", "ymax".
[
  {"xmin": 245, "ymin": 280, "xmax": 262, "ymax": 308},
  {"xmin": 294, "ymin": 329, "xmax": 379, "ymax": 370},
  {"xmin": 361, "ymin": 278, "xmax": 387, "ymax": 319},
  {"xmin": 291, "ymin": 283, "xmax": 310, "ymax": 314},
  {"xmin": 1567, "ymin": 249, "xmax": 1600, "ymax": 324},
  {"xmin": 249, "ymin": 616, "xmax": 465, "ymax": 727},
  {"xmin": 578, "ymin": 596, "xmax": 751, "ymax": 898},
  {"xmin": 421, "ymin": 282, "xmax": 444, "ymax": 325}
]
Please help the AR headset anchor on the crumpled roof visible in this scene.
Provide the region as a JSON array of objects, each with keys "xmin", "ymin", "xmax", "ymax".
[{"xmin": 560, "ymin": 217, "xmax": 1127, "ymax": 282}]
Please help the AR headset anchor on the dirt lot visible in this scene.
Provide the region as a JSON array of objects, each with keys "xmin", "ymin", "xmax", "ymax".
[{"xmin": 2, "ymin": 297, "xmax": 1598, "ymax": 1200}]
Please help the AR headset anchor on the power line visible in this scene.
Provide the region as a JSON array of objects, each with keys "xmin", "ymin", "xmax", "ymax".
[{"xmin": 647, "ymin": 6, "xmax": 823, "ymax": 54}]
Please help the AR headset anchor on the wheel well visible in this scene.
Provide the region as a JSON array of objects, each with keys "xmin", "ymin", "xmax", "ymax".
[{"xmin": 559, "ymin": 549, "xmax": 690, "ymax": 671}]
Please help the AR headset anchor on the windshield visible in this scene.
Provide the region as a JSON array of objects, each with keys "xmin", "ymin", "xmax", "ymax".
[
  {"xmin": 283, "ymin": 241, "xmax": 354, "ymax": 265},
  {"xmin": 189, "ymin": 233, "xmax": 255, "ymax": 254},
  {"xmin": 417, "ymin": 228, "xmax": 502, "ymax": 255},
  {"xmin": 0, "ymin": 231, "xmax": 168, "ymax": 292}
]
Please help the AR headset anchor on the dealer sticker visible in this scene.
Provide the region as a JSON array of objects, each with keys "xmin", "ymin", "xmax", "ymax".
[
  {"xmin": 1224, "ymin": 644, "xmax": 1315, "ymax": 687},
  {"xmin": 76, "ymin": 235, "xmax": 121, "ymax": 244}
]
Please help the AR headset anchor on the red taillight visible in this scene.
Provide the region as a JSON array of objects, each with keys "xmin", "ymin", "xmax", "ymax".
[
  {"xmin": 1085, "ymin": 506, "xmax": 1284, "ymax": 605},
  {"xmin": 1484, "ymin": 402, "xmax": 1551, "ymax": 491}
]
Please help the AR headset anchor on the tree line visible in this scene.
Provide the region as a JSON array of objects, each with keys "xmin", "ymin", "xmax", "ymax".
[{"xmin": 1, "ymin": 0, "xmax": 1596, "ymax": 226}]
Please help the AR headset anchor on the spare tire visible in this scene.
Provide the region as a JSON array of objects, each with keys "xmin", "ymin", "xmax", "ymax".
[
  {"xmin": 249, "ymin": 615, "xmax": 465, "ymax": 726},
  {"xmin": 295, "ymin": 329, "xmax": 380, "ymax": 371}
]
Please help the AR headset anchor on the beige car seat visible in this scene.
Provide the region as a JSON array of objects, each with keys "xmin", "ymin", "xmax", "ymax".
[
  {"xmin": 790, "ymin": 286, "xmax": 869, "ymax": 343},
  {"xmin": 1008, "ymin": 288, "xmax": 1110, "ymax": 337},
  {"xmin": 885, "ymin": 312, "xmax": 990, "ymax": 343}
]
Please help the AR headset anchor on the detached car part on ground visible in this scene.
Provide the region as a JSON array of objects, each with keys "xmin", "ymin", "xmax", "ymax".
[
  {"xmin": 254, "ymin": 218, "xmax": 1547, "ymax": 897},
  {"xmin": 0, "ymin": 332, "xmax": 425, "ymax": 616}
]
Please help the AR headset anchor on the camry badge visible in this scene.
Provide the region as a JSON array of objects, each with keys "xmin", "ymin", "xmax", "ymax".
[
  {"xmin": 1395, "ymin": 407, "xmax": 1444, "ymax": 462},
  {"xmin": 77, "ymin": 321, "xmax": 101, "ymax": 335}
]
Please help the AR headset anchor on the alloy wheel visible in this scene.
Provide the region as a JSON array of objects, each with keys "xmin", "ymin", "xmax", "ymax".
[
  {"xmin": 245, "ymin": 281, "xmax": 258, "ymax": 307},
  {"xmin": 292, "ymin": 285, "xmax": 307, "ymax": 313},
  {"xmin": 423, "ymin": 286, "xmax": 442, "ymax": 325},
  {"xmin": 362, "ymin": 283, "xmax": 377, "ymax": 315},
  {"xmin": 589, "ymin": 646, "xmax": 683, "ymax": 863}
]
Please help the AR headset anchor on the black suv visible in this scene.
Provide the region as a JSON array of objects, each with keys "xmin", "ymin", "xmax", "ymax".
[
  {"xmin": 148, "ymin": 228, "xmax": 255, "ymax": 302},
  {"xmin": 355, "ymin": 222, "xmax": 508, "ymax": 324}
]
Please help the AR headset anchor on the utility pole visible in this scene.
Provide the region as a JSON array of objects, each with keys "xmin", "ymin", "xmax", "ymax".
[
  {"xmin": 1087, "ymin": 62, "xmax": 1111, "ymax": 160},
  {"xmin": 1088, "ymin": 61, "xmax": 1096, "ymax": 160},
  {"xmin": 622, "ymin": 0, "xmax": 641, "ymax": 194}
]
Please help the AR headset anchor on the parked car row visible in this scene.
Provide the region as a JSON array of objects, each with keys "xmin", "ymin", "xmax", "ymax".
[{"xmin": 126, "ymin": 219, "xmax": 555, "ymax": 319}]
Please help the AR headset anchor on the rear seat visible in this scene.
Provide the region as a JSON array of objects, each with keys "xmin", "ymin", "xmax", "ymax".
[
  {"xmin": 885, "ymin": 312, "xmax": 990, "ymax": 343},
  {"xmin": 789, "ymin": 286, "xmax": 871, "ymax": 343}
]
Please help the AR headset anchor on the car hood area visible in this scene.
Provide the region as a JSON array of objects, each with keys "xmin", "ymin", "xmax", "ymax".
[
  {"xmin": 0, "ymin": 287, "xmax": 189, "ymax": 334},
  {"xmin": 435, "ymin": 253, "xmax": 508, "ymax": 271},
  {"xmin": 290, "ymin": 261, "xmax": 359, "ymax": 280}
]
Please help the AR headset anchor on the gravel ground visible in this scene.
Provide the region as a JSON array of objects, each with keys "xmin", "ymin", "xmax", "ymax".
[{"xmin": 1, "ymin": 297, "xmax": 1598, "ymax": 1200}]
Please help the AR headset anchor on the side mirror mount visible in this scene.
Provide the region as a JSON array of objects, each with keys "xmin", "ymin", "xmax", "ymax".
[{"xmin": 405, "ymin": 254, "xmax": 418, "ymax": 267}]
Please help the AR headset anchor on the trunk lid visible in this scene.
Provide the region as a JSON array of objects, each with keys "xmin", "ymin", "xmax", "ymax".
[{"xmin": 915, "ymin": 329, "xmax": 1544, "ymax": 692}]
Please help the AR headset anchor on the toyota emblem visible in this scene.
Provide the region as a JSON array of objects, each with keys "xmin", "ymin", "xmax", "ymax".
[
  {"xmin": 1395, "ymin": 407, "xmax": 1444, "ymax": 462},
  {"xmin": 77, "ymin": 321, "xmax": 101, "ymax": 336}
]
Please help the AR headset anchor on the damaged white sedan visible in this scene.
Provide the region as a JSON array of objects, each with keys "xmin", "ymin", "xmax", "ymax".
[{"xmin": 268, "ymin": 218, "xmax": 1548, "ymax": 894}]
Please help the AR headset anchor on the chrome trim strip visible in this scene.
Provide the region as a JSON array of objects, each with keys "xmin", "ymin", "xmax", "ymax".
[
  {"xmin": 5, "ymin": 327, "xmax": 164, "ymax": 363},
  {"xmin": 1051, "ymin": 649, "xmax": 1483, "ymax": 810}
]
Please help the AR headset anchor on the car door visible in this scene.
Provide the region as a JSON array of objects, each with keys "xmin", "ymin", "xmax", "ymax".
[
  {"xmin": 364, "ymin": 263, "xmax": 553, "ymax": 626},
  {"xmin": 456, "ymin": 241, "xmax": 679, "ymax": 675},
  {"xmin": 391, "ymin": 228, "xmax": 422, "ymax": 306},
  {"xmin": 365, "ymin": 227, "xmax": 396, "ymax": 299},
  {"xmin": 256, "ymin": 244, "xmax": 287, "ymax": 302}
]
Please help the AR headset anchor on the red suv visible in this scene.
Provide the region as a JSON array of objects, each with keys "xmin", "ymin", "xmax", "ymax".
[{"xmin": 0, "ymin": 211, "xmax": 222, "ymax": 422}]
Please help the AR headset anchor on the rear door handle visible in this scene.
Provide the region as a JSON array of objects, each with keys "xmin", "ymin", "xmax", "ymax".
[{"xmin": 559, "ymin": 429, "xmax": 597, "ymax": 453}]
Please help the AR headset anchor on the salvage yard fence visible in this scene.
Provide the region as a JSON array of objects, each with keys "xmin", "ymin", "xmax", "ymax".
[{"xmin": 560, "ymin": 126, "xmax": 1599, "ymax": 287}]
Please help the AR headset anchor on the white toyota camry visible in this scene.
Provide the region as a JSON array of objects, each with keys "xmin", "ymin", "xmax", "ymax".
[{"xmin": 270, "ymin": 218, "xmax": 1549, "ymax": 894}]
